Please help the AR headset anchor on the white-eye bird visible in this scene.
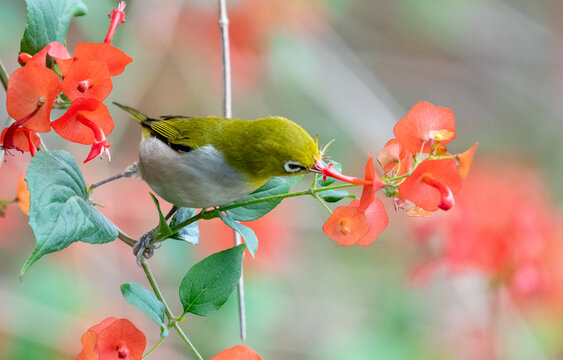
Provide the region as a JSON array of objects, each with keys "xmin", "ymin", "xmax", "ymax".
[{"xmin": 114, "ymin": 103, "xmax": 321, "ymax": 208}]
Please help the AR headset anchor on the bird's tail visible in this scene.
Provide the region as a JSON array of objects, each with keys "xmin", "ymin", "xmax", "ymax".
[{"xmin": 113, "ymin": 102, "xmax": 149, "ymax": 124}]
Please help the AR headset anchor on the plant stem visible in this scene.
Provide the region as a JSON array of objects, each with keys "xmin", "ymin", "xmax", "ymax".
[
  {"xmin": 91, "ymin": 172, "xmax": 126, "ymax": 189},
  {"xmin": 219, "ymin": 0, "xmax": 232, "ymax": 119},
  {"xmin": 140, "ymin": 258, "xmax": 204, "ymax": 360},
  {"xmin": 160, "ymin": 183, "xmax": 360, "ymax": 241},
  {"xmin": 0, "ymin": 60, "xmax": 8, "ymax": 91},
  {"xmin": 143, "ymin": 336, "xmax": 165, "ymax": 359},
  {"xmin": 219, "ymin": 0, "xmax": 247, "ymax": 341}
]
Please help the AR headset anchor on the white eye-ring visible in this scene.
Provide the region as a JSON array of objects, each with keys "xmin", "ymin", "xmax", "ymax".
[{"xmin": 284, "ymin": 160, "xmax": 304, "ymax": 173}]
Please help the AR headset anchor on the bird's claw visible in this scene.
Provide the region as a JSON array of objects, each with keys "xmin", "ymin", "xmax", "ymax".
[{"xmin": 133, "ymin": 229, "xmax": 161, "ymax": 266}]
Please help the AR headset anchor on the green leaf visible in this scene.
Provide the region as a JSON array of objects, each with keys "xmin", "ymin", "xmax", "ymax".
[
  {"xmin": 169, "ymin": 207, "xmax": 199, "ymax": 245},
  {"xmin": 318, "ymin": 190, "xmax": 355, "ymax": 203},
  {"xmin": 149, "ymin": 193, "xmax": 173, "ymax": 240},
  {"xmin": 21, "ymin": 150, "xmax": 117, "ymax": 275},
  {"xmin": 226, "ymin": 175, "xmax": 302, "ymax": 221},
  {"xmin": 20, "ymin": 0, "xmax": 87, "ymax": 56},
  {"xmin": 179, "ymin": 244, "xmax": 245, "ymax": 317},
  {"xmin": 316, "ymin": 160, "xmax": 342, "ymax": 187},
  {"xmin": 121, "ymin": 282, "xmax": 168, "ymax": 337},
  {"xmin": 218, "ymin": 211, "xmax": 258, "ymax": 256}
]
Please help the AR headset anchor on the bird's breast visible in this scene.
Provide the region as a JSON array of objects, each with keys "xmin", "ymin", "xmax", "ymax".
[{"xmin": 138, "ymin": 137, "xmax": 256, "ymax": 208}]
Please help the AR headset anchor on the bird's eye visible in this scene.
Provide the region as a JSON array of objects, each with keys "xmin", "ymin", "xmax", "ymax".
[{"xmin": 284, "ymin": 161, "xmax": 304, "ymax": 173}]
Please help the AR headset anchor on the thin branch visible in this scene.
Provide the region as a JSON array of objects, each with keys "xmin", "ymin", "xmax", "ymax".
[
  {"xmin": 219, "ymin": 0, "xmax": 246, "ymax": 342},
  {"xmin": 219, "ymin": 0, "xmax": 232, "ymax": 119},
  {"xmin": 140, "ymin": 258, "xmax": 204, "ymax": 360},
  {"xmin": 0, "ymin": 60, "xmax": 8, "ymax": 91},
  {"xmin": 91, "ymin": 172, "xmax": 126, "ymax": 189}
]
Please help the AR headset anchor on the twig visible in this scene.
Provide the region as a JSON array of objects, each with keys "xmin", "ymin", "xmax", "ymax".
[
  {"xmin": 0, "ymin": 60, "xmax": 8, "ymax": 91},
  {"xmin": 90, "ymin": 162, "xmax": 139, "ymax": 190},
  {"xmin": 218, "ymin": 0, "xmax": 247, "ymax": 342},
  {"xmin": 91, "ymin": 172, "xmax": 126, "ymax": 189},
  {"xmin": 140, "ymin": 258, "xmax": 204, "ymax": 360},
  {"xmin": 219, "ymin": 0, "xmax": 232, "ymax": 119}
]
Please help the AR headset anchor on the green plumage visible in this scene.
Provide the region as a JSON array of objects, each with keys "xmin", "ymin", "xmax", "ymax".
[{"xmin": 114, "ymin": 103, "xmax": 320, "ymax": 206}]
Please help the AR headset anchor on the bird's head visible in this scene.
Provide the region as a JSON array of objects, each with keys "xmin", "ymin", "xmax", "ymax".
[{"xmin": 221, "ymin": 116, "xmax": 321, "ymax": 183}]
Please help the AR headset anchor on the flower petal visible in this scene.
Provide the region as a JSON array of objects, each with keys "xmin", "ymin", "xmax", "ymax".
[
  {"xmin": 322, "ymin": 205, "xmax": 369, "ymax": 247},
  {"xmin": 354, "ymin": 198, "xmax": 389, "ymax": 246},
  {"xmin": 16, "ymin": 174, "xmax": 30, "ymax": 215},
  {"xmin": 47, "ymin": 41, "xmax": 74, "ymax": 76},
  {"xmin": 457, "ymin": 142, "xmax": 479, "ymax": 179},
  {"xmin": 211, "ymin": 345, "xmax": 262, "ymax": 360},
  {"xmin": 393, "ymin": 101, "xmax": 456, "ymax": 154},
  {"xmin": 1, "ymin": 126, "xmax": 40, "ymax": 154},
  {"xmin": 398, "ymin": 158, "xmax": 461, "ymax": 212},
  {"xmin": 52, "ymin": 98, "xmax": 114, "ymax": 145},
  {"xmin": 75, "ymin": 43, "xmax": 132, "ymax": 76},
  {"xmin": 6, "ymin": 65, "xmax": 60, "ymax": 133},
  {"xmin": 96, "ymin": 319, "xmax": 146, "ymax": 360},
  {"xmin": 61, "ymin": 60, "xmax": 113, "ymax": 101}
]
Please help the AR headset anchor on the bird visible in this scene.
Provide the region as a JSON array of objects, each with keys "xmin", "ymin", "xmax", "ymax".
[{"xmin": 113, "ymin": 103, "xmax": 321, "ymax": 209}]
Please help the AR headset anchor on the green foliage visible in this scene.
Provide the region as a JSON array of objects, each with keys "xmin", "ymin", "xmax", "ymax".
[
  {"xmin": 226, "ymin": 175, "xmax": 302, "ymax": 221},
  {"xmin": 149, "ymin": 193, "xmax": 173, "ymax": 240},
  {"xmin": 121, "ymin": 282, "xmax": 168, "ymax": 337},
  {"xmin": 20, "ymin": 0, "xmax": 87, "ymax": 56},
  {"xmin": 179, "ymin": 245, "xmax": 245, "ymax": 317},
  {"xmin": 21, "ymin": 150, "xmax": 117, "ymax": 275},
  {"xmin": 169, "ymin": 207, "xmax": 200, "ymax": 245},
  {"xmin": 318, "ymin": 189, "xmax": 354, "ymax": 203},
  {"xmin": 218, "ymin": 211, "xmax": 258, "ymax": 256}
]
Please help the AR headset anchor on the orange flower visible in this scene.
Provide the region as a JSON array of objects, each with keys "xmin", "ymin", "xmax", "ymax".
[
  {"xmin": 398, "ymin": 158, "xmax": 462, "ymax": 211},
  {"xmin": 457, "ymin": 142, "xmax": 479, "ymax": 179},
  {"xmin": 322, "ymin": 154, "xmax": 389, "ymax": 246},
  {"xmin": 61, "ymin": 60, "xmax": 113, "ymax": 101},
  {"xmin": 5, "ymin": 64, "xmax": 60, "ymax": 133},
  {"xmin": 211, "ymin": 345, "xmax": 262, "ymax": 360},
  {"xmin": 323, "ymin": 199, "xmax": 388, "ymax": 247},
  {"xmin": 76, "ymin": 317, "xmax": 146, "ymax": 360},
  {"xmin": 74, "ymin": 43, "xmax": 132, "ymax": 76},
  {"xmin": 16, "ymin": 174, "xmax": 30, "ymax": 215},
  {"xmin": 52, "ymin": 98, "xmax": 113, "ymax": 162},
  {"xmin": 393, "ymin": 101, "xmax": 456, "ymax": 154},
  {"xmin": 377, "ymin": 138, "xmax": 413, "ymax": 176},
  {"xmin": 1, "ymin": 127, "xmax": 40, "ymax": 156}
]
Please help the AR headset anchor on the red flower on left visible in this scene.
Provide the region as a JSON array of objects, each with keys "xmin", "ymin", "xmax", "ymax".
[
  {"xmin": 76, "ymin": 317, "xmax": 146, "ymax": 360},
  {"xmin": 1, "ymin": 2, "xmax": 131, "ymax": 162}
]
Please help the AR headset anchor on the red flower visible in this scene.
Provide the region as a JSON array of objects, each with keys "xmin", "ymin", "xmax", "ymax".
[
  {"xmin": 52, "ymin": 98, "xmax": 113, "ymax": 162},
  {"xmin": 74, "ymin": 43, "xmax": 132, "ymax": 76},
  {"xmin": 323, "ymin": 199, "xmax": 388, "ymax": 247},
  {"xmin": 377, "ymin": 138, "xmax": 413, "ymax": 176},
  {"xmin": 61, "ymin": 60, "xmax": 113, "ymax": 101},
  {"xmin": 76, "ymin": 317, "xmax": 146, "ymax": 360},
  {"xmin": 322, "ymin": 155, "xmax": 388, "ymax": 247},
  {"xmin": 105, "ymin": 2, "xmax": 127, "ymax": 45},
  {"xmin": 412, "ymin": 162, "xmax": 563, "ymax": 303},
  {"xmin": 16, "ymin": 174, "xmax": 31, "ymax": 215},
  {"xmin": 48, "ymin": 41, "xmax": 74, "ymax": 76},
  {"xmin": 393, "ymin": 101, "xmax": 456, "ymax": 154},
  {"xmin": 398, "ymin": 158, "xmax": 462, "ymax": 211},
  {"xmin": 211, "ymin": 345, "xmax": 262, "ymax": 360},
  {"xmin": 0, "ymin": 127, "xmax": 40, "ymax": 156},
  {"xmin": 5, "ymin": 64, "xmax": 60, "ymax": 133},
  {"xmin": 457, "ymin": 142, "xmax": 479, "ymax": 179}
]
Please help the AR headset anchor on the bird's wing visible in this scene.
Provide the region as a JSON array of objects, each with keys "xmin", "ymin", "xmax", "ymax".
[{"xmin": 149, "ymin": 117, "xmax": 201, "ymax": 151}]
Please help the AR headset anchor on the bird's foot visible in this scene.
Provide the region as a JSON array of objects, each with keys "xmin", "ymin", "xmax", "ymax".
[{"xmin": 133, "ymin": 229, "xmax": 161, "ymax": 265}]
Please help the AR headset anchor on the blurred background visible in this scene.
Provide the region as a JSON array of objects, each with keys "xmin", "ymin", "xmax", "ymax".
[{"xmin": 1, "ymin": 0, "xmax": 563, "ymax": 359}]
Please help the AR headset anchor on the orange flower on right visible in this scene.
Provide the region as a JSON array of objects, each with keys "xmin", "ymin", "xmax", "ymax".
[{"xmin": 320, "ymin": 101, "xmax": 478, "ymax": 247}]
